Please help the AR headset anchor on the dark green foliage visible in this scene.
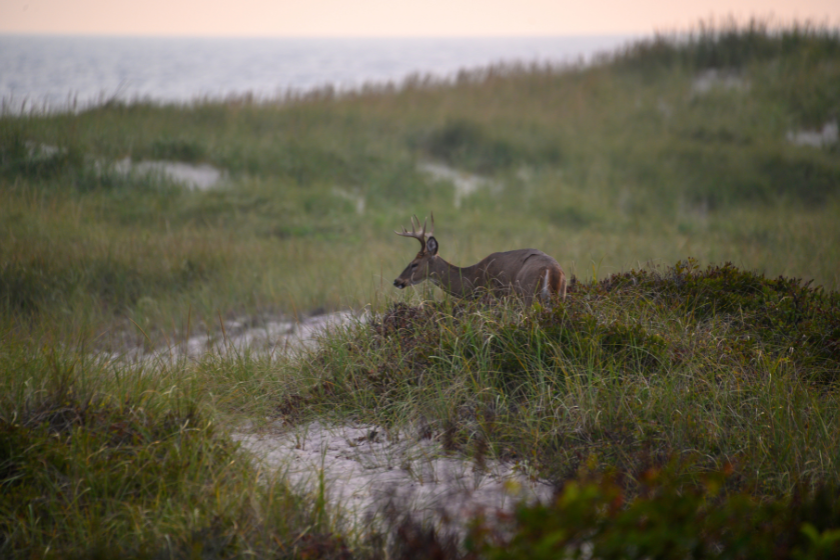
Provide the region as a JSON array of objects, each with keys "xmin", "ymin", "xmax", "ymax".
[
  {"xmin": 758, "ymin": 152, "xmax": 840, "ymax": 205},
  {"xmin": 0, "ymin": 405, "xmax": 211, "ymax": 500},
  {"xmin": 421, "ymin": 119, "xmax": 521, "ymax": 174},
  {"xmin": 544, "ymin": 206, "xmax": 596, "ymax": 229},
  {"xmin": 149, "ymin": 137, "xmax": 208, "ymax": 162},
  {"xmin": 367, "ymin": 299, "xmax": 667, "ymax": 394},
  {"xmin": 418, "ymin": 119, "xmax": 560, "ymax": 174},
  {"xmin": 674, "ymin": 147, "xmax": 840, "ymax": 207},
  {"xmin": 0, "ymin": 258, "xmax": 49, "ymax": 314},
  {"xmin": 0, "ymin": 126, "xmax": 84, "ymax": 182},
  {"xmin": 595, "ymin": 259, "xmax": 840, "ymax": 376},
  {"xmin": 531, "ymin": 308, "xmax": 668, "ymax": 371},
  {"xmin": 363, "ymin": 260, "xmax": 838, "ymax": 391},
  {"xmin": 480, "ymin": 310, "xmax": 668, "ymax": 393},
  {"xmin": 0, "ymin": 391, "xmax": 233, "ymax": 557},
  {"xmin": 364, "ymin": 302, "xmax": 443, "ymax": 388},
  {"xmin": 468, "ymin": 466, "xmax": 840, "ymax": 560},
  {"xmin": 222, "ymin": 140, "xmax": 345, "ymax": 181},
  {"xmin": 0, "ymin": 353, "xmax": 342, "ymax": 560},
  {"xmin": 766, "ymin": 59, "xmax": 840, "ymax": 128},
  {"xmin": 0, "ymin": 249, "xmax": 217, "ymax": 315}
]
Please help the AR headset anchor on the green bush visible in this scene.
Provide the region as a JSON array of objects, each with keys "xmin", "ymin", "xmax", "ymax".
[
  {"xmin": 418, "ymin": 119, "xmax": 560, "ymax": 174},
  {"xmin": 468, "ymin": 464, "xmax": 840, "ymax": 560},
  {"xmin": 595, "ymin": 259, "xmax": 840, "ymax": 375},
  {"xmin": 150, "ymin": 137, "xmax": 207, "ymax": 162}
]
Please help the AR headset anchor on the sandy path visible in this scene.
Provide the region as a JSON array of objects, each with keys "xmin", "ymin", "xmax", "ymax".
[{"xmin": 234, "ymin": 421, "xmax": 552, "ymax": 527}]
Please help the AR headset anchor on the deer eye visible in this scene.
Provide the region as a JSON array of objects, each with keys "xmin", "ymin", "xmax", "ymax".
[{"xmin": 410, "ymin": 263, "xmax": 418, "ymax": 269}]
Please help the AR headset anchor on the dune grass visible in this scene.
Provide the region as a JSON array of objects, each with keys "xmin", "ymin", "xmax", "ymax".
[
  {"xmin": 0, "ymin": 338, "xmax": 354, "ymax": 558},
  {"xmin": 2, "ymin": 19, "xmax": 840, "ymax": 558},
  {"xmin": 3, "ymin": 20, "xmax": 840, "ymax": 341},
  {"xmin": 268, "ymin": 260, "xmax": 840, "ymax": 497}
]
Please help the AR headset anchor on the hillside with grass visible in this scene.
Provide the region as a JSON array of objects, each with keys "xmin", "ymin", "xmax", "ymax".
[{"xmin": 2, "ymin": 20, "xmax": 840, "ymax": 559}]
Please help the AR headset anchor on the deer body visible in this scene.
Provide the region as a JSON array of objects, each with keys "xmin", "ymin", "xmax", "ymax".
[{"xmin": 393, "ymin": 214, "xmax": 566, "ymax": 305}]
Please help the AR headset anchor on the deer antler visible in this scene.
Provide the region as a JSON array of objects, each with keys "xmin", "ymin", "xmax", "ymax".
[{"xmin": 395, "ymin": 213, "xmax": 435, "ymax": 250}]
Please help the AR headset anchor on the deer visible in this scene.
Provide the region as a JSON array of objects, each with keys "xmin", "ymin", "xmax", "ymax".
[{"xmin": 393, "ymin": 213, "xmax": 566, "ymax": 305}]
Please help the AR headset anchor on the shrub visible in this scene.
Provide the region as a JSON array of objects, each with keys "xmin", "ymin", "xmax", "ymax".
[{"xmin": 468, "ymin": 465, "xmax": 840, "ymax": 560}]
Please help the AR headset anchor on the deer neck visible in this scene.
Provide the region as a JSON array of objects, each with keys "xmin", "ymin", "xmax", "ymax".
[{"xmin": 427, "ymin": 256, "xmax": 482, "ymax": 298}]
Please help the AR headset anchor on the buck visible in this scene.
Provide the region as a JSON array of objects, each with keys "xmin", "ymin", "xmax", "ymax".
[{"xmin": 393, "ymin": 213, "xmax": 566, "ymax": 305}]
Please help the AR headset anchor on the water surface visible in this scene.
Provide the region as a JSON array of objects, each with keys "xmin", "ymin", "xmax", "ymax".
[{"xmin": 1, "ymin": 35, "xmax": 635, "ymax": 112}]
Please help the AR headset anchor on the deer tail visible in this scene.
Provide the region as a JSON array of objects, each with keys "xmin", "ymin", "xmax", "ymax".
[{"xmin": 547, "ymin": 265, "xmax": 567, "ymax": 301}]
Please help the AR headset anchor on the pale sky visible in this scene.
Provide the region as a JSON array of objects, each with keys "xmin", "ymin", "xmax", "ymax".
[{"xmin": 2, "ymin": 0, "xmax": 839, "ymax": 37}]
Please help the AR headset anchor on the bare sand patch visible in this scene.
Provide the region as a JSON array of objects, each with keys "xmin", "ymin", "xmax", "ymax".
[
  {"xmin": 691, "ymin": 68, "xmax": 749, "ymax": 95},
  {"xmin": 331, "ymin": 186, "xmax": 366, "ymax": 214},
  {"xmin": 109, "ymin": 310, "xmax": 360, "ymax": 364},
  {"xmin": 418, "ymin": 161, "xmax": 501, "ymax": 208},
  {"xmin": 114, "ymin": 157, "xmax": 225, "ymax": 190},
  {"xmin": 234, "ymin": 421, "xmax": 552, "ymax": 527},
  {"xmin": 786, "ymin": 121, "xmax": 838, "ymax": 148}
]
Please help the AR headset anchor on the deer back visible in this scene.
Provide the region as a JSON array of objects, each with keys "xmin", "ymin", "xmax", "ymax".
[{"xmin": 474, "ymin": 249, "xmax": 560, "ymax": 296}]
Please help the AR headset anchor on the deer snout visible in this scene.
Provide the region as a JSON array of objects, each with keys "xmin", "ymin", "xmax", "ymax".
[{"xmin": 393, "ymin": 278, "xmax": 407, "ymax": 289}]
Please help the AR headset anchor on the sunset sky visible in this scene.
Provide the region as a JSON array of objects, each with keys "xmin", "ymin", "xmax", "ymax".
[{"xmin": 2, "ymin": 0, "xmax": 839, "ymax": 37}]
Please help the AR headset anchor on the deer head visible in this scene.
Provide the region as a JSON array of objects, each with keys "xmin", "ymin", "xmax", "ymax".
[{"xmin": 393, "ymin": 213, "xmax": 438, "ymax": 289}]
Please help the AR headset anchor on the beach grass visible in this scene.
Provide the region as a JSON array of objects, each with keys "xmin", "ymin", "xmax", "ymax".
[{"xmin": 2, "ymin": 19, "xmax": 840, "ymax": 558}]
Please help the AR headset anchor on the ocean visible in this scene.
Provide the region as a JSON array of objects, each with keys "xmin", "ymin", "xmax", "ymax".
[{"xmin": 0, "ymin": 35, "xmax": 635, "ymax": 112}]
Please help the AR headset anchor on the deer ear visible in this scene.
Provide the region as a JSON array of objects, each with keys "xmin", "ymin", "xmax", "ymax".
[{"xmin": 426, "ymin": 236, "xmax": 438, "ymax": 255}]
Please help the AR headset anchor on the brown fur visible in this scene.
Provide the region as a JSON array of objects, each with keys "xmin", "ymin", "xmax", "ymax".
[
  {"xmin": 548, "ymin": 264, "xmax": 567, "ymax": 301},
  {"xmin": 396, "ymin": 247, "xmax": 566, "ymax": 306},
  {"xmin": 394, "ymin": 214, "xmax": 566, "ymax": 306}
]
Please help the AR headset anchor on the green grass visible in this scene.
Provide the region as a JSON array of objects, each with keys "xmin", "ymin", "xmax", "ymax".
[
  {"xmin": 274, "ymin": 261, "xmax": 840, "ymax": 497},
  {"xmin": 3, "ymin": 30, "xmax": 840, "ymax": 336},
  {"xmin": 2, "ymin": 20, "xmax": 840, "ymax": 558},
  {"xmin": 0, "ymin": 341, "xmax": 351, "ymax": 559}
]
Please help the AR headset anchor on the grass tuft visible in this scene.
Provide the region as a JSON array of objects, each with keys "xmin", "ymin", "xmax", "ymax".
[{"xmin": 289, "ymin": 260, "xmax": 839, "ymax": 498}]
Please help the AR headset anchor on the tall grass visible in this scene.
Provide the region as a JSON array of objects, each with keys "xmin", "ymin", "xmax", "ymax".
[
  {"xmin": 0, "ymin": 337, "xmax": 354, "ymax": 558},
  {"xmin": 266, "ymin": 260, "xmax": 840, "ymax": 497},
  {"xmin": 1, "ymin": 20, "xmax": 840, "ymax": 557}
]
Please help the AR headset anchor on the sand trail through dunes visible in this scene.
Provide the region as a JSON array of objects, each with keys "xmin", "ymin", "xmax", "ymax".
[
  {"xmin": 105, "ymin": 310, "xmax": 361, "ymax": 364},
  {"xmin": 234, "ymin": 421, "xmax": 552, "ymax": 527}
]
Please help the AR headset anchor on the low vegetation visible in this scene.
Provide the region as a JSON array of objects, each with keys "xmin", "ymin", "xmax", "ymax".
[
  {"xmin": 295, "ymin": 260, "xmax": 840, "ymax": 497},
  {"xmin": 0, "ymin": 345, "xmax": 351, "ymax": 558},
  {"xmin": 2, "ymin": 18, "xmax": 840, "ymax": 558},
  {"xmin": 467, "ymin": 466, "xmax": 840, "ymax": 559}
]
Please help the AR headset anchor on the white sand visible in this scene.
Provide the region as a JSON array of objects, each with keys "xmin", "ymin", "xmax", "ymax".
[{"xmin": 234, "ymin": 421, "xmax": 552, "ymax": 526}]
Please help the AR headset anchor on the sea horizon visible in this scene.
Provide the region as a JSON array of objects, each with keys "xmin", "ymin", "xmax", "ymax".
[{"xmin": 1, "ymin": 33, "xmax": 637, "ymax": 113}]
